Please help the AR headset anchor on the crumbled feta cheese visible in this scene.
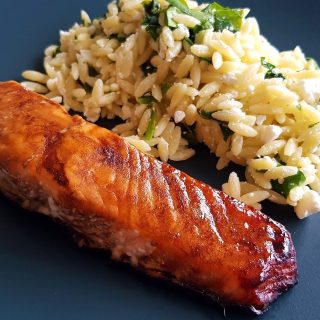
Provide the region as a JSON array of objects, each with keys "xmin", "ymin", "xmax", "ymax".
[
  {"xmin": 174, "ymin": 110, "xmax": 185, "ymax": 123},
  {"xmin": 300, "ymin": 164, "xmax": 316, "ymax": 185},
  {"xmin": 289, "ymin": 186, "xmax": 304, "ymax": 202},
  {"xmin": 293, "ymin": 79, "xmax": 320, "ymax": 105},
  {"xmin": 259, "ymin": 125, "xmax": 282, "ymax": 143},
  {"xmin": 295, "ymin": 189, "xmax": 320, "ymax": 219},
  {"xmin": 220, "ymin": 73, "xmax": 237, "ymax": 84},
  {"xmin": 172, "ymin": 24, "xmax": 189, "ymax": 41}
]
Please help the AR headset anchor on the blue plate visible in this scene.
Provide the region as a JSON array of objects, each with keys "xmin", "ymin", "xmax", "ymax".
[{"xmin": 1, "ymin": 1, "xmax": 320, "ymax": 319}]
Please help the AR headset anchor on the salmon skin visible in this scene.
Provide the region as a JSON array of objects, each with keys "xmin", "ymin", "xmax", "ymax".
[{"xmin": 0, "ymin": 81, "xmax": 297, "ymax": 314}]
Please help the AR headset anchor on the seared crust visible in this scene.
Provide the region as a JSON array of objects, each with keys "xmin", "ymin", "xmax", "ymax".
[{"xmin": 0, "ymin": 81, "xmax": 297, "ymax": 314}]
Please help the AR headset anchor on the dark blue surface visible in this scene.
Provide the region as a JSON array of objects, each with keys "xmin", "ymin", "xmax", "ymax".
[{"xmin": 1, "ymin": 1, "xmax": 320, "ymax": 319}]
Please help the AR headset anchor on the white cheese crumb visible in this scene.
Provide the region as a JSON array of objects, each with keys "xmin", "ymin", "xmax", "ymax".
[
  {"xmin": 295, "ymin": 79, "xmax": 320, "ymax": 105},
  {"xmin": 174, "ymin": 110, "xmax": 186, "ymax": 123},
  {"xmin": 220, "ymin": 73, "xmax": 237, "ymax": 84},
  {"xmin": 172, "ymin": 24, "xmax": 190, "ymax": 41},
  {"xmin": 259, "ymin": 125, "xmax": 282, "ymax": 143},
  {"xmin": 288, "ymin": 186, "xmax": 304, "ymax": 202},
  {"xmin": 295, "ymin": 189, "xmax": 320, "ymax": 219}
]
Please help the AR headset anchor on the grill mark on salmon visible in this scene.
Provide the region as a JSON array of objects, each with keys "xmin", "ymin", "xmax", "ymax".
[{"xmin": 0, "ymin": 81, "xmax": 298, "ymax": 314}]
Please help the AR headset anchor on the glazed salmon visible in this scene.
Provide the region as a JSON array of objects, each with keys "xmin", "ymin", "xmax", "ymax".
[{"xmin": 0, "ymin": 81, "xmax": 297, "ymax": 314}]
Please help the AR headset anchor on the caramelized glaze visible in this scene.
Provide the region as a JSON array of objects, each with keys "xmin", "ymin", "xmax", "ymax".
[{"xmin": 0, "ymin": 82, "xmax": 297, "ymax": 314}]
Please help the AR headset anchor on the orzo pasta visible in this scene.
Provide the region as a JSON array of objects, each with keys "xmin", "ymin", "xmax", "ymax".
[{"xmin": 22, "ymin": 0, "xmax": 320, "ymax": 219}]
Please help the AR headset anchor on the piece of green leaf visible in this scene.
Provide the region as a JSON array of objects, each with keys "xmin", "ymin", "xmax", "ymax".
[
  {"xmin": 274, "ymin": 154, "xmax": 286, "ymax": 166},
  {"xmin": 143, "ymin": 16, "xmax": 161, "ymax": 40},
  {"xmin": 180, "ymin": 123, "xmax": 198, "ymax": 146},
  {"xmin": 165, "ymin": 0, "xmax": 244, "ymax": 43},
  {"xmin": 82, "ymin": 82, "xmax": 93, "ymax": 93},
  {"xmin": 183, "ymin": 37, "xmax": 193, "ymax": 46},
  {"xmin": 149, "ymin": 0, "xmax": 161, "ymax": 15},
  {"xmin": 218, "ymin": 120, "xmax": 233, "ymax": 141},
  {"xmin": 167, "ymin": 0, "xmax": 214, "ymax": 26},
  {"xmin": 261, "ymin": 57, "xmax": 285, "ymax": 80},
  {"xmin": 88, "ymin": 66, "xmax": 99, "ymax": 77},
  {"xmin": 261, "ymin": 57, "xmax": 275, "ymax": 70},
  {"xmin": 199, "ymin": 110, "xmax": 232, "ymax": 140},
  {"xmin": 271, "ymin": 170, "xmax": 306, "ymax": 198},
  {"xmin": 208, "ymin": 2, "xmax": 244, "ymax": 32},
  {"xmin": 141, "ymin": 62, "xmax": 157, "ymax": 76},
  {"xmin": 200, "ymin": 57, "xmax": 212, "ymax": 63},
  {"xmin": 137, "ymin": 94, "xmax": 157, "ymax": 105},
  {"xmin": 187, "ymin": 23, "xmax": 209, "ymax": 44},
  {"xmin": 143, "ymin": 0, "xmax": 161, "ymax": 40},
  {"xmin": 166, "ymin": 6, "xmax": 179, "ymax": 28},
  {"xmin": 109, "ymin": 34, "xmax": 126, "ymax": 42},
  {"xmin": 296, "ymin": 103, "xmax": 302, "ymax": 111},
  {"xmin": 265, "ymin": 70, "xmax": 285, "ymax": 80},
  {"xmin": 161, "ymin": 83, "xmax": 172, "ymax": 94},
  {"xmin": 52, "ymin": 46, "xmax": 61, "ymax": 58},
  {"xmin": 144, "ymin": 106, "xmax": 157, "ymax": 140},
  {"xmin": 199, "ymin": 109, "xmax": 213, "ymax": 119}
]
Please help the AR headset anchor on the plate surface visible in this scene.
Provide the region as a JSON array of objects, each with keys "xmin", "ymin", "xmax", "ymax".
[{"xmin": 1, "ymin": 1, "xmax": 320, "ymax": 319}]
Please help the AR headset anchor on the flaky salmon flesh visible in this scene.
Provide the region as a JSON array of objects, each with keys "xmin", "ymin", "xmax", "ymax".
[{"xmin": 0, "ymin": 81, "xmax": 297, "ymax": 314}]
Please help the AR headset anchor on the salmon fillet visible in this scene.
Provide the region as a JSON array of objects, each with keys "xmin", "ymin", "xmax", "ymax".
[{"xmin": 0, "ymin": 81, "xmax": 297, "ymax": 314}]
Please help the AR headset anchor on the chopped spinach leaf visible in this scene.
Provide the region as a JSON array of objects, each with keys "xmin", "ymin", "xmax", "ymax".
[
  {"xmin": 148, "ymin": 0, "xmax": 161, "ymax": 14},
  {"xmin": 271, "ymin": 170, "xmax": 306, "ymax": 198},
  {"xmin": 261, "ymin": 57, "xmax": 285, "ymax": 80},
  {"xmin": 180, "ymin": 123, "xmax": 198, "ymax": 146},
  {"xmin": 82, "ymin": 82, "xmax": 93, "ymax": 93},
  {"xmin": 206, "ymin": 2, "xmax": 244, "ymax": 33},
  {"xmin": 199, "ymin": 109, "xmax": 213, "ymax": 119},
  {"xmin": 52, "ymin": 46, "xmax": 61, "ymax": 58},
  {"xmin": 261, "ymin": 57, "xmax": 275, "ymax": 70},
  {"xmin": 109, "ymin": 34, "xmax": 126, "ymax": 42},
  {"xmin": 187, "ymin": 29, "xmax": 196, "ymax": 45},
  {"xmin": 117, "ymin": 37, "xmax": 126, "ymax": 43},
  {"xmin": 88, "ymin": 66, "xmax": 99, "ymax": 77},
  {"xmin": 274, "ymin": 154, "xmax": 286, "ymax": 166},
  {"xmin": 200, "ymin": 57, "xmax": 212, "ymax": 63},
  {"xmin": 265, "ymin": 70, "xmax": 285, "ymax": 80},
  {"xmin": 199, "ymin": 111, "xmax": 233, "ymax": 140},
  {"xmin": 187, "ymin": 24, "xmax": 209, "ymax": 45},
  {"xmin": 144, "ymin": 106, "xmax": 157, "ymax": 140},
  {"xmin": 143, "ymin": 0, "xmax": 161, "ymax": 40},
  {"xmin": 141, "ymin": 62, "xmax": 157, "ymax": 76},
  {"xmin": 183, "ymin": 37, "xmax": 193, "ymax": 46},
  {"xmin": 167, "ymin": 0, "xmax": 214, "ymax": 27},
  {"xmin": 217, "ymin": 120, "xmax": 233, "ymax": 141},
  {"xmin": 161, "ymin": 83, "xmax": 172, "ymax": 94},
  {"xmin": 137, "ymin": 93, "xmax": 157, "ymax": 105},
  {"xmin": 296, "ymin": 103, "xmax": 302, "ymax": 111},
  {"xmin": 166, "ymin": 6, "xmax": 179, "ymax": 28},
  {"xmin": 165, "ymin": 0, "xmax": 244, "ymax": 45}
]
